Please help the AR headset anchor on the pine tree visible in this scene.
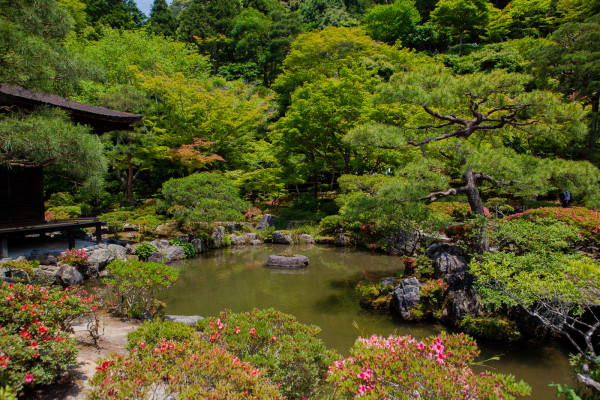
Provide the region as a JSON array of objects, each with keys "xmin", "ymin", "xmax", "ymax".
[{"xmin": 148, "ymin": 0, "xmax": 177, "ymax": 37}]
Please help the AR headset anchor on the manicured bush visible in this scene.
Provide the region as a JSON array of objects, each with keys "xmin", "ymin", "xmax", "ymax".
[
  {"xmin": 161, "ymin": 173, "xmax": 249, "ymax": 225},
  {"xmin": 126, "ymin": 320, "xmax": 197, "ymax": 350},
  {"xmin": 103, "ymin": 260, "xmax": 179, "ymax": 318},
  {"xmin": 45, "ymin": 205, "xmax": 82, "ymax": 220},
  {"xmin": 196, "ymin": 308, "xmax": 338, "ymax": 399},
  {"xmin": 87, "ymin": 339, "xmax": 284, "ymax": 400},
  {"xmin": 506, "ymin": 206, "xmax": 600, "ymax": 243},
  {"xmin": 327, "ymin": 332, "xmax": 531, "ymax": 399},
  {"xmin": 132, "ymin": 242, "xmax": 158, "ymax": 261},
  {"xmin": 0, "ymin": 283, "xmax": 97, "ymax": 395},
  {"xmin": 99, "ymin": 209, "xmax": 165, "ymax": 234},
  {"xmin": 47, "ymin": 192, "xmax": 76, "ymax": 207}
]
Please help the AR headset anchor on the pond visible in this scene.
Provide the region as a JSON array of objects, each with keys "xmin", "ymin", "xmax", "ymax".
[{"xmin": 162, "ymin": 243, "xmax": 574, "ymax": 399}]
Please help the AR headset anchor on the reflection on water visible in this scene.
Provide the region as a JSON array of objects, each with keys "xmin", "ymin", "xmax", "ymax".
[{"xmin": 162, "ymin": 244, "xmax": 574, "ymax": 399}]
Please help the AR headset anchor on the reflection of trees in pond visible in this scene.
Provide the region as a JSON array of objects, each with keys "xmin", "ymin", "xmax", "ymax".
[{"xmin": 267, "ymin": 268, "xmax": 309, "ymax": 275}]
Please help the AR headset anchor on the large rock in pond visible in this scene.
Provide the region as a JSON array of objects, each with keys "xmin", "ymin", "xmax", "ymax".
[
  {"xmin": 55, "ymin": 265, "xmax": 83, "ymax": 287},
  {"xmin": 229, "ymin": 234, "xmax": 247, "ymax": 246},
  {"xmin": 426, "ymin": 244, "xmax": 471, "ymax": 290},
  {"xmin": 298, "ymin": 234, "xmax": 315, "ymax": 244},
  {"xmin": 391, "ymin": 277, "xmax": 421, "ymax": 321},
  {"xmin": 272, "ymin": 231, "xmax": 293, "ymax": 245},
  {"xmin": 256, "ymin": 214, "xmax": 276, "ymax": 230},
  {"xmin": 265, "ymin": 254, "xmax": 309, "ymax": 269},
  {"xmin": 334, "ymin": 233, "xmax": 350, "ymax": 247},
  {"xmin": 164, "ymin": 245, "xmax": 185, "ymax": 262},
  {"xmin": 212, "ymin": 226, "xmax": 226, "ymax": 248},
  {"xmin": 191, "ymin": 238, "xmax": 207, "ymax": 254},
  {"xmin": 439, "ymin": 290, "xmax": 482, "ymax": 326}
]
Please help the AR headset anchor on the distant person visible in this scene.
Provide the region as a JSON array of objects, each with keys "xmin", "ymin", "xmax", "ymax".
[{"xmin": 559, "ymin": 191, "xmax": 571, "ymax": 208}]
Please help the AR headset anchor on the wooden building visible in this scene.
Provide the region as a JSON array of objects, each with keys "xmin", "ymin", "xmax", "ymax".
[{"xmin": 0, "ymin": 84, "xmax": 143, "ymax": 257}]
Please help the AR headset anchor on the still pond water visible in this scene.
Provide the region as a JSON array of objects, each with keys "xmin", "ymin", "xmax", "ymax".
[{"xmin": 162, "ymin": 243, "xmax": 574, "ymax": 399}]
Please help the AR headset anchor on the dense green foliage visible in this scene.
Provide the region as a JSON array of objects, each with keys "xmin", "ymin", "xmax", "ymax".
[
  {"xmin": 4, "ymin": 0, "xmax": 600, "ymax": 395},
  {"xmin": 87, "ymin": 339, "xmax": 284, "ymax": 399},
  {"xmin": 161, "ymin": 173, "xmax": 250, "ymax": 225},
  {"xmin": 196, "ymin": 308, "xmax": 338, "ymax": 399},
  {"xmin": 104, "ymin": 259, "xmax": 179, "ymax": 318}
]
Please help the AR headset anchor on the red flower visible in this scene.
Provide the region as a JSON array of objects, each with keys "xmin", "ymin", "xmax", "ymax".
[{"xmin": 38, "ymin": 325, "xmax": 48, "ymax": 335}]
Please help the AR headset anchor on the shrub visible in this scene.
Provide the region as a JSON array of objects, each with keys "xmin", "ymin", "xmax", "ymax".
[
  {"xmin": 410, "ymin": 279, "xmax": 448, "ymax": 320},
  {"xmin": 58, "ymin": 248, "xmax": 89, "ymax": 269},
  {"xmin": 355, "ymin": 281, "xmax": 394, "ymax": 300},
  {"xmin": 87, "ymin": 339, "xmax": 284, "ymax": 400},
  {"xmin": 126, "ymin": 320, "xmax": 196, "ymax": 350},
  {"xmin": 319, "ymin": 214, "xmax": 345, "ymax": 234},
  {"xmin": 428, "ymin": 201, "xmax": 472, "ymax": 221},
  {"xmin": 327, "ymin": 332, "xmax": 531, "ymax": 399},
  {"xmin": 103, "ymin": 260, "xmax": 179, "ymax": 318},
  {"xmin": 506, "ymin": 206, "xmax": 600, "ymax": 243},
  {"xmin": 196, "ymin": 308, "xmax": 338, "ymax": 399},
  {"xmin": 169, "ymin": 238, "xmax": 197, "ymax": 259},
  {"xmin": 44, "ymin": 205, "xmax": 82, "ymax": 220},
  {"xmin": 459, "ymin": 315, "xmax": 521, "ymax": 342},
  {"xmin": 47, "ymin": 192, "xmax": 75, "ymax": 207},
  {"xmin": 0, "ymin": 283, "xmax": 97, "ymax": 394},
  {"xmin": 161, "ymin": 173, "xmax": 249, "ymax": 225},
  {"xmin": 0, "ymin": 260, "xmax": 38, "ymax": 283},
  {"xmin": 133, "ymin": 242, "xmax": 158, "ymax": 261}
]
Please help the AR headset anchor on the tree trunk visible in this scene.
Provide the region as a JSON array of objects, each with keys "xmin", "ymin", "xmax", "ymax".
[
  {"xmin": 464, "ymin": 169, "xmax": 489, "ymax": 253},
  {"xmin": 127, "ymin": 138, "xmax": 134, "ymax": 207}
]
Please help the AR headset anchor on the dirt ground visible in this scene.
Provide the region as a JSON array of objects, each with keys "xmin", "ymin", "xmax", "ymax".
[{"xmin": 26, "ymin": 311, "xmax": 142, "ymax": 400}]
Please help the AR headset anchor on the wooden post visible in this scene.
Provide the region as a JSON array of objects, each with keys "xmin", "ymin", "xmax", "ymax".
[
  {"xmin": 95, "ymin": 222, "xmax": 102, "ymax": 244},
  {"xmin": 1, "ymin": 235, "xmax": 7, "ymax": 258},
  {"xmin": 68, "ymin": 228, "xmax": 75, "ymax": 250}
]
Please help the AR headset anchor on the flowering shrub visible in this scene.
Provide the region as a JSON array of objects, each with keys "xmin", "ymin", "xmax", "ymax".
[
  {"xmin": 0, "ymin": 283, "xmax": 98, "ymax": 395},
  {"xmin": 442, "ymin": 223, "xmax": 475, "ymax": 243},
  {"xmin": 103, "ymin": 260, "xmax": 179, "ymax": 318},
  {"xmin": 410, "ymin": 279, "xmax": 449, "ymax": 320},
  {"xmin": 196, "ymin": 308, "xmax": 338, "ymax": 399},
  {"xmin": 87, "ymin": 339, "xmax": 283, "ymax": 400},
  {"xmin": 506, "ymin": 206, "xmax": 600, "ymax": 242},
  {"xmin": 132, "ymin": 242, "xmax": 158, "ymax": 261},
  {"xmin": 45, "ymin": 206, "xmax": 82, "ymax": 220},
  {"xmin": 355, "ymin": 281, "xmax": 394, "ymax": 300},
  {"xmin": 428, "ymin": 202, "xmax": 491, "ymax": 221},
  {"xmin": 47, "ymin": 192, "xmax": 75, "ymax": 207},
  {"xmin": 327, "ymin": 331, "xmax": 531, "ymax": 399},
  {"xmin": 58, "ymin": 248, "xmax": 89, "ymax": 269}
]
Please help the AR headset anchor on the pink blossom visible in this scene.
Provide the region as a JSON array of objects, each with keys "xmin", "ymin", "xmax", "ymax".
[{"xmin": 24, "ymin": 373, "xmax": 33, "ymax": 383}]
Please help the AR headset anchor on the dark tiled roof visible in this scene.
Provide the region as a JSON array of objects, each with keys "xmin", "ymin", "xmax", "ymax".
[{"xmin": 0, "ymin": 84, "xmax": 143, "ymax": 132}]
